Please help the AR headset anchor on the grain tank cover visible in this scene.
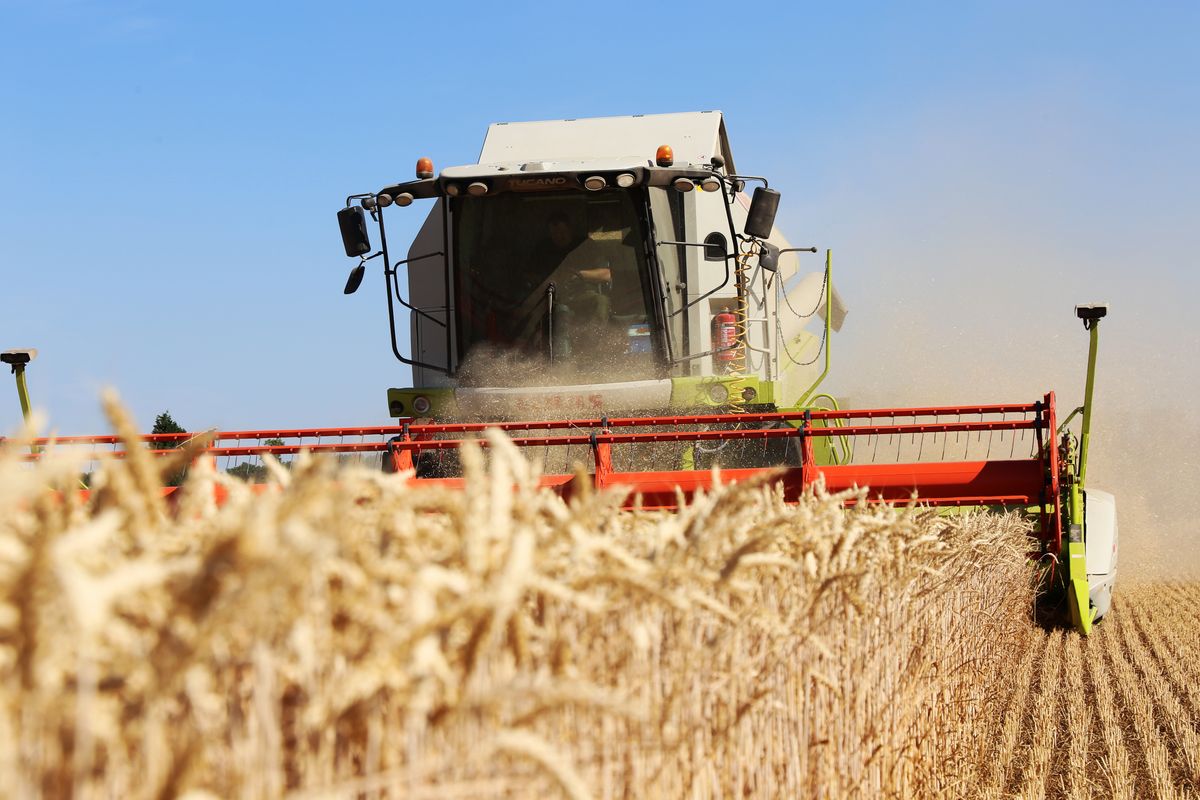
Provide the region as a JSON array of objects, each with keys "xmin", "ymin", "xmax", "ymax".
[{"xmin": 479, "ymin": 111, "xmax": 735, "ymax": 172}]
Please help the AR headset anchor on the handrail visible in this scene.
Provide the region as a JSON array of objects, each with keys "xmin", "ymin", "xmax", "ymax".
[{"xmin": 6, "ymin": 400, "xmax": 1050, "ymax": 462}]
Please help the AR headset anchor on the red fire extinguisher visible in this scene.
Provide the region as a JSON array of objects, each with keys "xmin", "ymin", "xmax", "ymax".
[{"xmin": 712, "ymin": 307, "xmax": 739, "ymax": 372}]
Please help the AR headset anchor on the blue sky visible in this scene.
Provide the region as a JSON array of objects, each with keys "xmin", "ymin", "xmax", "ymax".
[{"xmin": 2, "ymin": 1, "xmax": 1197, "ymax": 437}]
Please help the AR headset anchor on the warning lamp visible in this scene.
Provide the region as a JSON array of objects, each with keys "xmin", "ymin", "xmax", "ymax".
[
  {"xmin": 655, "ymin": 145, "xmax": 674, "ymax": 167},
  {"xmin": 416, "ymin": 157, "xmax": 434, "ymax": 179}
]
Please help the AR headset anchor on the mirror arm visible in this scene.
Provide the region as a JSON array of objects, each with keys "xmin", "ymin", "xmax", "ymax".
[
  {"xmin": 724, "ymin": 174, "xmax": 769, "ymax": 190},
  {"xmin": 389, "ymin": 251, "xmax": 443, "ymax": 268}
]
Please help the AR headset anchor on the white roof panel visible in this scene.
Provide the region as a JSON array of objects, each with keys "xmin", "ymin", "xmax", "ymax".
[{"xmin": 479, "ymin": 111, "xmax": 734, "ymax": 172}]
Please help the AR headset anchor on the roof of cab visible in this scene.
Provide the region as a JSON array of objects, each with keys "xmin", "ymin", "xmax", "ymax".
[{"xmin": 479, "ymin": 111, "xmax": 735, "ymax": 173}]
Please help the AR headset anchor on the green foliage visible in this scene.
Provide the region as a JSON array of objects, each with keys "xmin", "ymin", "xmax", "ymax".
[
  {"xmin": 151, "ymin": 411, "xmax": 186, "ymax": 450},
  {"xmin": 226, "ymin": 462, "xmax": 268, "ymax": 483},
  {"xmin": 151, "ymin": 410, "xmax": 187, "ymax": 485}
]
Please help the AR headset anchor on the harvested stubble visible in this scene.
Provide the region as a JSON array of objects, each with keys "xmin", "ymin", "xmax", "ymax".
[{"xmin": 0, "ymin": 399, "xmax": 1038, "ymax": 799}]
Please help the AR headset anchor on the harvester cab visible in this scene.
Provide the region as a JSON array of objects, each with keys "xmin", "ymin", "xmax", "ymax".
[
  {"xmin": 330, "ymin": 112, "xmax": 1118, "ymax": 634},
  {"xmin": 337, "ymin": 112, "xmax": 846, "ymax": 428}
]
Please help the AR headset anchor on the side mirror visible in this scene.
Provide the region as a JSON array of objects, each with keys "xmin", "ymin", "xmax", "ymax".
[
  {"xmin": 757, "ymin": 242, "xmax": 780, "ymax": 272},
  {"xmin": 338, "ymin": 206, "xmax": 372, "ymax": 257},
  {"xmin": 744, "ymin": 187, "xmax": 781, "ymax": 239},
  {"xmin": 343, "ymin": 263, "xmax": 366, "ymax": 295}
]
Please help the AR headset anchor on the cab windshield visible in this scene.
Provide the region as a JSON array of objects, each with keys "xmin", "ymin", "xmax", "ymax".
[{"xmin": 452, "ymin": 190, "xmax": 661, "ymax": 384}]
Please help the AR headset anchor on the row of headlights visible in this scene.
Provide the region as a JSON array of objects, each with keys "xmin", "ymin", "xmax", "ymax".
[
  {"xmin": 707, "ymin": 383, "xmax": 758, "ymax": 404},
  {"xmin": 676, "ymin": 175, "xmax": 724, "ymax": 193},
  {"xmin": 363, "ymin": 171, "xmax": 726, "ymax": 210},
  {"xmin": 361, "ymin": 192, "xmax": 413, "ymax": 210},
  {"xmin": 390, "ymin": 395, "xmax": 432, "ymax": 415},
  {"xmin": 583, "ymin": 172, "xmax": 638, "ymax": 191},
  {"xmin": 444, "ymin": 182, "xmax": 490, "ymax": 197}
]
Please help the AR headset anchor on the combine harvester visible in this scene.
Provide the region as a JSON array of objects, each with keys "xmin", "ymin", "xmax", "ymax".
[{"xmin": 7, "ymin": 113, "xmax": 1116, "ymax": 633}]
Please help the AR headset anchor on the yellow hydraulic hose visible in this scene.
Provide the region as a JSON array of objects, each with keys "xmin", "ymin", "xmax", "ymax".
[{"xmin": 725, "ymin": 240, "xmax": 759, "ymax": 414}]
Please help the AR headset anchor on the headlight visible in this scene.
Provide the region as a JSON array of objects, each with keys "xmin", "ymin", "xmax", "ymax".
[{"xmin": 707, "ymin": 383, "xmax": 730, "ymax": 404}]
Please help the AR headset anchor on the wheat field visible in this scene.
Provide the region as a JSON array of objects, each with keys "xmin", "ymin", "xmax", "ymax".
[{"xmin": 1, "ymin": 399, "xmax": 1198, "ymax": 799}]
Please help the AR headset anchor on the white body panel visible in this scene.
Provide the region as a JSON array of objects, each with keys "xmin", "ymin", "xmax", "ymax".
[
  {"xmin": 480, "ymin": 111, "xmax": 735, "ymax": 171},
  {"xmin": 409, "ymin": 201, "xmax": 453, "ymax": 388}
]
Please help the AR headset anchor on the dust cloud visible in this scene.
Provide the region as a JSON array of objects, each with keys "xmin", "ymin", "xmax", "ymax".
[
  {"xmin": 841, "ymin": 335, "xmax": 1199, "ymax": 579},
  {"xmin": 444, "ymin": 344, "xmax": 686, "ymax": 475},
  {"xmin": 456, "ymin": 342, "xmax": 658, "ymax": 392},
  {"xmin": 812, "ymin": 93, "xmax": 1199, "ymax": 579}
]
